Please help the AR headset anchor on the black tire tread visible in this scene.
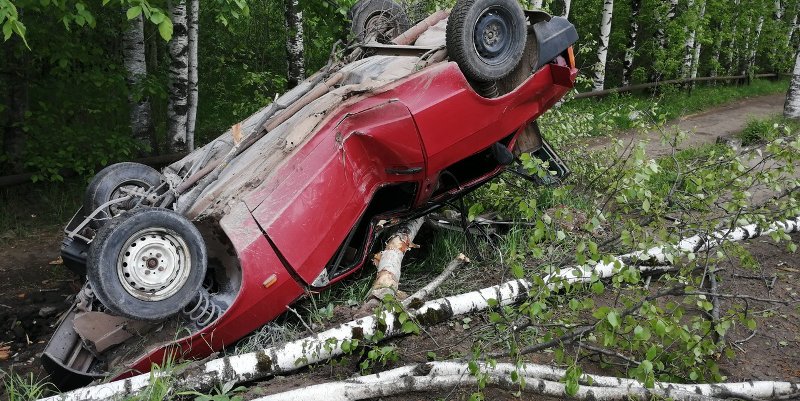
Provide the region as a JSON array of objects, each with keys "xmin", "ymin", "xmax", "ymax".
[{"xmin": 87, "ymin": 208, "xmax": 207, "ymax": 321}]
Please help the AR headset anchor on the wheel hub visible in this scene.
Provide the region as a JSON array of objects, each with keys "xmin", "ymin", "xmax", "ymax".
[
  {"xmin": 117, "ymin": 228, "xmax": 192, "ymax": 302},
  {"xmin": 474, "ymin": 8, "xmax": 512, "ymax": 65}
]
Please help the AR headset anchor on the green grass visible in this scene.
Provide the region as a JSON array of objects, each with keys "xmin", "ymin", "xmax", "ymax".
[
  {"xmin": 544, "ymin": 78, "xmax": 790, "ymax": 142},
  {"xmin": 738, "ymin": 115, "xmax": 800, "ymax": 145},
  {"xmin": 1, "ymin": 371, "xmax": 55, "ymax": 401},
  {"xmin": 0, "ymin": 178, "xmax": 84, "ymax": 240}
]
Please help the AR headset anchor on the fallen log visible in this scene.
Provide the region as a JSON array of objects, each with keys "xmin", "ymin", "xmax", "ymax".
[
  {"xmin": 40, "ymin": 280, "xmax": 531, "ymax": 401},
  {"xmin": 544, "ymin": 216, "xmax": 800, "ymax": 286},
  {"xmin": 253, "ymin": 361, "xmax": 799, "ymax": 401},
  {"xmin": 40, "ymin": 216, "xmax": 800, "ymax": 401},
  {"xmin": 367, "ymin": 218, "xmax": 425, "ymax": 303}
]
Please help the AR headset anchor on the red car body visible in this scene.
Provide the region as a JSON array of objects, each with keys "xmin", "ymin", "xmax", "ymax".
[{"xmin": 45, "ymin": 11, "xmax": 578, "ymax": 387}]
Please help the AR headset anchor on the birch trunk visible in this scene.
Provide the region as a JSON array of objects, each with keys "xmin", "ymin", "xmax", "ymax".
[
  {"xmin": 167, "ymin": 0, "xmax": 189, "ymax": 153},
  {"xmin": 784, "ymin": 45, "xmax": 800, "ymax": 118},
  {"xmin": 593, "ymin": 0, "xmax": 614, "ymax": 91},
  {"xmin": 789, "ymin": 14, "xmax": 798, "ymax": 47},
  {"xmin": 622, "ymin": 0, "xmax": 641, "ymax": 86},
  {"xmin": 186, "ymin": 0, "xmax": 199, "ymax": 151},
  {"xmin": 775, "ymin": 0, "xmax": 784, "ymax": 20},
  {"xmin": 710, "ymin": 26, "xmax": 722, "ymax": 78},
  {"xmin": 255, "ymin": 362, "xmax": 800, "ymax": 401},
  {"xmin": 563, "ymin": 0, "xmax": 571, "ymax": 17},
  {"xmin": 682, "ymin": 0, "xmax": 697, "ymax": 79},
  {"xmin": 689, "ymin": 0, "xmax": 707, "ymax": 80},
  {"xmin": 123, "ymin": 13, "xmax": 156, "ymax": 155},
  {"xmin": 656, "ymin": 0, "xmax": 679, "ymax": 50},
  {"xmin": 726, "ymin": 0, "xmax": 740, "ymax": 74},
  {"xmin": 530, "ymin": 0, "xmax": 543, "ymax": 8},
  {"xmin": 746, "ymin": 16, "xmax": 764, "ymax": 76},
  {"xmin": 284, "ymin": 0, "xmax": 305, "ymax": 89}
]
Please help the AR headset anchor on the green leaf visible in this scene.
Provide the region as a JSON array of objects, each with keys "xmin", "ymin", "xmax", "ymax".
[
  {"xmin": 127, "ymin": 6, "xmax": 142, "ymax": 20},
  {"xmin": 606, "ymin": 310, "xmax": 620, "ymax": 328},
  {"xmin": 158, "ymin": 20, "xmax": 173, "ymax": 41}
]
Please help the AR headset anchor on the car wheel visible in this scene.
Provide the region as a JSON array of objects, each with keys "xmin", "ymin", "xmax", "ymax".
[
  {"xmin": 349, "ymin": 0, "xmax": 411, "ymax": 43},
  {"xmin": 87, "ymin": 208, "xmax": 207, "ymax": 321},
  {"xmin": 83, "ymin": 162, "xmax": 163, "ymax": 226},
  {"xmin": 446, "ymin": 0, "xmax": 527, "ymax": 82}
]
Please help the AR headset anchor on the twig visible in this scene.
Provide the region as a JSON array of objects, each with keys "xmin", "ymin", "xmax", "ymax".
[
  {"xmin": 684, "ymin": 292, "xmax": 789, "ymax": 304},
  {"xmin": 402, "ymin": 254, "xmax": 470, "ymax": 308},
  {"xmin": 286, "ymin": 306, "xmax": 315, "ymax": 334},
  {"xmin": 581, "ymin": 343, "xmax": 641, "ymax": 366}
]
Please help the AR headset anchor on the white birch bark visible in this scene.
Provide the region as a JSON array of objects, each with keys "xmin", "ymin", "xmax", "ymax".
[
  {"xmin": 690, "ymin": 0, "xmax": 707, "ymax": 80},
  {"xmin": 784, "ymin": 45, "xmax": 800, "ymax": 118},
  {"xmin": 167, "ymin": 0, "xmax": 189, "ymax": 153},
  {"xmin": 746, "ymin": 16, "xmax": 765, "ymax": 75},
  {"xmin": 789, "ymin": 14, "xmax": 798, "ymax": 47},
  {"xmin": 776, "ymin": 0, "xmax": 784, "ymax": 20},
  {"xmin": 531, "ymin": 0, "xmax": 543, "ymax": 8},
  {"xmin": 622, "ymin": 0, "xmax": 641, "ymax": 86},
  {"xmin": 284, "ymin": 0, "xmax": 305, "ymax": 89},
  {"xmin": 710, "ymin": 28, "xmax": 722, "ymax": 77},
  {"xmin": 682, "ymin": 0, "xmax": 697, "ymax": 79},
  {"xmin": 122, "ymin": 13, "xmax": 155, "ymax": 153},
  {"xmin": 593, "ymin": 0, "xmax": 614, "ymax": 91},
  {"xmin": 39, "ymin": 217, "xmax": 800, "ymax": 401},
  {"xmin": 657, "ymin": 0, "xmax": 679, "ymax": 50},
  {"xmin": 563, "ymin": 0, "xmax": 571, "ymax": 17},
  {"xmin": 255, "ymin": 362, "xmax": 800, "ymax": 401},
  {"xmin": 186, "ymin": 0, "xmax": 199, "ymax": 151},
  {"xmin": 726, "ymin": 0, "xmax": 740, "ymax": 74}
]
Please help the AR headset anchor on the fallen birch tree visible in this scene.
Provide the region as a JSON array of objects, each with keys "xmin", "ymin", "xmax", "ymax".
[
  {"xmin": 366, "ymin": 218, "xmax": 425, "ymax": 305},
  {"xmin": 253, "ymin": 361, "xmax": 800, "ymax": 401},
  {"xmin": 40, "ymin": 216, "xmax": 800, "ymax": 401}
]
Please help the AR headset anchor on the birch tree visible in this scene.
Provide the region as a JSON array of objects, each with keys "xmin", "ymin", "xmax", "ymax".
[
  {"xmin": 656, "ymin": 0, "xmax": 679, "ymax": 50},
  {"xmin": 746, "ymin": 16, "xmax": 765, "ymax": 75},
  {"xmin": 123, "ymin": 13, "xmax": 156, "ymax": 154},
  {"xmin": 186, "ymin": 0, "xmax": 199, "ymax": 151},
  {"xmin": 563, "ymin": 0, "xmax": 571, "ymax": 17},
  {"xmin": 593, "ymin": 0, "xmax": 614, "ymax": 91},
  {"xmin": 168, "ymin": 0, "xmax": 189, "ymax": 153},
  {"xmin": 726, "ymin": 0, "xmax": 741, "ymax": 73},
  {"xmin": 622, "ymin": 0, "xmax": 641, "ymax": 86},
  {"xmin": 784, "ymin": 44, "xmax": 800, "ymax": 118},
  {"xmin": 690, "ymin": 0, "xmax": 707, "ymax": 80},
  {"xmin": 531, "ymin": 0, "xmax": 543, "ymax": 8},
  {"xmin": 682, "ymin": 0, "xmax": 698, "ymax": 78},
  {"xmin": 284, "ymin": 0, "xmax": 305, "ymax": 89}
]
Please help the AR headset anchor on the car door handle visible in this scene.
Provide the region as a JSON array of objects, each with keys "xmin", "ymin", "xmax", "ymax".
[{"xmin": 385, "ymin": 167, "xmax": 423, "ymax": 175}]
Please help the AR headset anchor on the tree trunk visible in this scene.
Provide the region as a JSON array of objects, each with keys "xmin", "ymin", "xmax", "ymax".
[
  {"xmin": 775, "ymin": 0, "xmax": 784, "ymax": 20},
  {"xmin": 123, "ymin": 13, "xmax": 156, "ymax": 156},
  {"xmin": 186, "ymin": 0, "xmax": 199, "ymax": 151},
  {"xmin": 746, "ymin": 16, "xmax": 764, "ymax": 76},
  {"xmin": 690, "ymin": 0, "xmax": 707, "ymax": 81},
  {"xmin": 563, "ymin": 0, "xmax": 571, "ymax": 17},
  {"xmin": 3, "ymin": 42, "xmax": 28, "ymax": 173},
  {"xmin": 726, "ymin": 0, "xmax": 740, "ymax": 74},
  {"xmin": 593, "ymin": 0, "xmax": 614, "ymax": 91},
  {"xmin": 789, "ymin": 14, "xmax": 798, "ymax": 48},
  {"xmin": 531, "ymin": 0, "xmax": 543, "ymax": 8},
  {"xmin": 682, "ymin": 0, "xmax": 697, "ymax": 79},
  {"xmin": 622, "ymin": 0, "xmax": 641, "ymax": 86},
  {"xmin": 710, "ymin": 31, "xmax": 722, "ymax": 78},
  {"xmin": 784, "ymin": 45, "xmax": 800, "ymax": 118},
  {"xmin": 284, "ymin": 0, "xmax": 305, "ymax": 89},
  {"xmin": 167, "ymin": 0, "xmax": 189, "ymax": 153},
  {"xmin": 656, "ymin": 0, "xmax": 679, "ymax": 50}
]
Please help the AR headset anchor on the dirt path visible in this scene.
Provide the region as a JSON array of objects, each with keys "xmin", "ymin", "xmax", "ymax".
[{"xmin": 587, "ymin": 93, "xmax": 785, "ymax": 157}]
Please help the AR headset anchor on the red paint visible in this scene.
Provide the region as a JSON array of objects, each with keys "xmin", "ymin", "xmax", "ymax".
[{"xmin": 114, "ymin": 60, "xmax": 577, "ymax": 379}]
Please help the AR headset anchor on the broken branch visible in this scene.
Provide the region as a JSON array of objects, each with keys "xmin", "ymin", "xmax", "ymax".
[{"xmin": 402, "ymin": 253, "xmax": 470, "ymax": 308}]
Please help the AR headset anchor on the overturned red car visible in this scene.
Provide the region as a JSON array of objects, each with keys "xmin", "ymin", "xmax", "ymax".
[{"xmin": 45, "ymin": 0, "xmax": 578, "ymax": 389}]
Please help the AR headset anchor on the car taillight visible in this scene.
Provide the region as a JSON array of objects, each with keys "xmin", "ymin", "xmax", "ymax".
[{"xmin": 567, "ymin": 46, "xmax": 576, "ymax": 69}]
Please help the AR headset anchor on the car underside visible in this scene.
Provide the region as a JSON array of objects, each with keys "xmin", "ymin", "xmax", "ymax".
[{"xmin": 44, "ymin": 0, "xmax": 579, "ymax": 390}]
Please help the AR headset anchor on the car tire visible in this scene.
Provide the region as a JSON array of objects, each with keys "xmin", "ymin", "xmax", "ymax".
[
  {"xmin": 87, "ymin": 208, "xmax": 207, "ymax": 321},
  {"xmin": 83, "ymin": 162, "xmax": 163, "ymax": 227},
  {"xmin": 446, "ymin": 0, "xmax": 527, "ymax": 82},
  {"xmin": 349, "ymin": 0, "xmax": 411, "ymax": 43}
]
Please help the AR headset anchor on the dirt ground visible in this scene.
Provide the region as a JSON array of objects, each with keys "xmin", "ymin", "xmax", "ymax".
[{"xmin": 1, "ymin": 93, "xmax": 797, "ymax": 399}]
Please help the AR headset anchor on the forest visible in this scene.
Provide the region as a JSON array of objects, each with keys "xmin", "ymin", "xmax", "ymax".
[{"xmin": 1, "ymin": 0, "xmax": 798, "ymax": 179}]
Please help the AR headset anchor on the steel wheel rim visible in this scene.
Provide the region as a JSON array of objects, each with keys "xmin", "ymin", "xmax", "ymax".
[
  {"xmin": 474, "ymin": 6, "xmax": 514, "ymax": 66},
  {"xmin": 117, "ymin": 228, "xmax": 192, "ymax": 301},
  {"xmin": 108, "ymin": 180, "xmax": 151, "ymax": 216}
]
